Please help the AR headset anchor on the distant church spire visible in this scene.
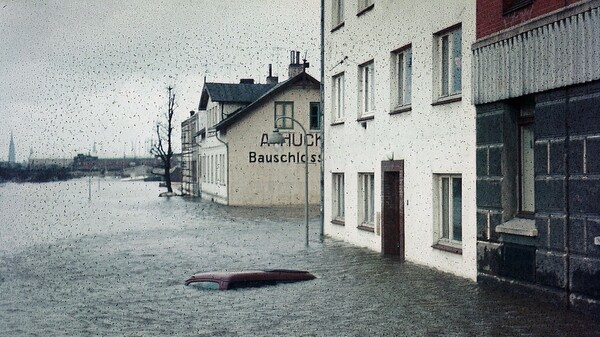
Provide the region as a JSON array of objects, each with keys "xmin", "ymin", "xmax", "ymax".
[{"xmin": 8, "ymin": 131, "xmax": 16, "ymax": 163}]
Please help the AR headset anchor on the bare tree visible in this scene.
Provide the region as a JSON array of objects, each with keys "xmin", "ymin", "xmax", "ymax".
[{"xmin": 151, "ymin": 86, "xmax": 176, "ymax": 193}]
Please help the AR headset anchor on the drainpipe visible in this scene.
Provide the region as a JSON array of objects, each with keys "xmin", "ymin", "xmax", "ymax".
[
  {"xmin": 319, "ymin": 0, "xmax": 325, "ymax": 242},
  {"xmin": 216, "ymin": 130, "xmax": 229, "ymax": 205}
]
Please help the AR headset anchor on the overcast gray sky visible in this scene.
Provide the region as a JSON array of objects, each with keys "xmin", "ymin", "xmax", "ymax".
[{"xmin": 0, "ymin": 0, "xmax": 320, "ymax": 161}]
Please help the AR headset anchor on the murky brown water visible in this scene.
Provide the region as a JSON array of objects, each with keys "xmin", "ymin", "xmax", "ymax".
[{"xmin": 1, "ymin": 179, "xmax": 598, "ymax": 336}]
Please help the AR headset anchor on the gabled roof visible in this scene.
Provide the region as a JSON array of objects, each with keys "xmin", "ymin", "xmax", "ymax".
[
  {"xmin": 214, "ymin": 71, "xmax": 320, "ymax": 131},
  {"xmin": 198, "ymin": 82, "xmax": 276, "ymax": 110}
]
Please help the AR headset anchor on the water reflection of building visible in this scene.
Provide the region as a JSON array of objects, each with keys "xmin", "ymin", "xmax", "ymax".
[
  {"xmin": 473, "ymin": 0, "xmax": 600, "ymax": 315},
  {"xmin": 180, "ymin": 53, "xmax": 321, "ymax": 206},
  {"xmin": 323, "ymin": 0, "xmax": 477, "ymax": 280}
]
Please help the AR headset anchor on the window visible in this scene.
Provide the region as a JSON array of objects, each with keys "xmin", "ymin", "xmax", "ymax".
[
  {"xmin": 435, "ymin": 26, "xmax": 462, "ymax": 99},
  {"xmin": 221, "ymin": 154, "xmax": 226, "ymax": 186},
  {"xmin": 391, "ymin": 45, "xmax": 412, "ymax": 109},
  {"xmin": 274, "ymin": 102, "xmax": 294, "ymax": 129},
  {"xmin": 503, "ymin": 0, "xmax": 533, "ymax": 14},
  {"xmin": 332, "ymin": 0, "xmax": 344, "ymax": 27},
  {"xmin": 210, "ymin": 155, "xmax": 214, "ymax": 184},
  {"xmin": 435, "ymin": 175, "xmax": 462, "ymax": 247},
  {"xmin": 215, "ymin": 154, "xmax": 225, "ymax": 185},
  {"xmin": 209, "ymin": 155, "xmax": 212, "ymax": 184},
  {"xmin": 309, "ymin": 102, "xmax": 321, "ymax": 130},
  {"xmin": 201, "ymin": 155, "xmax": 206, "ymax": 182},
  {"xmin": 332, "ymin": 73, "xmax": 345, "ymax": 122},
  {"xmin": 359, "ymin": 61, "xmax": 375, "ymax": 116},
  {"xmin": 518, "ymin": 103, "xmax": 535, "ymax": 214},
  {"xmin": 332, "ymin": 173, "xmax": 345, "ymax": 222},
  {"xmin": 198, "ymin": 155, "xmax": 206, "ymax": 182},
  {"xmin": 207, "ymin": 106, "xmax": 219, "ymax": 129},
  {"xmin": 358, "ymin": 173, "xmax": 375, "ymax": 227},
  {"xmin": 357, "ymin": 0, "xmax": 373, "ymax": 12}
]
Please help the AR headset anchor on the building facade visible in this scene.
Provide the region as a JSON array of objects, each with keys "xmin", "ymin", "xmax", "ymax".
[
  {"xmin": 191, "ymin": 57, "xmax": 322, "ymax": 206},
  {"xmin": 181, "ymin": 111, "xmax": 200, "ymax": 196},
  {"xmin": 195, "ymin": 78, "xmax": 275, "ymax": 204},
  {"xmin": 214, "ymin": 71, "xmax": 321, "ymax": 206},
  {"xmin": 473, "ymin": 0, "xmax": 600, "ymax": 314},
  {"xmin": 323, "ymin": 0, "xmax": 477, "ymax": 279}
]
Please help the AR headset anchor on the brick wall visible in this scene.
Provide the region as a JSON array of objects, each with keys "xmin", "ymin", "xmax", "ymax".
[{"xmin": 476, "ymin": 0, "xmax": 585, "ymax": 39}]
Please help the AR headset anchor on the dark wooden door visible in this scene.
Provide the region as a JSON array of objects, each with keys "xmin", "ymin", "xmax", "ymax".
[{"xmin": 381, "ymin": 161, "xmax": 404, "ymax": 259}]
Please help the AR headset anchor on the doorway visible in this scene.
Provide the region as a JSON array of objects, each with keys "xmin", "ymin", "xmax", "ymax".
[{"xmin": 381, "ymin": 160, "xmax": 405, "ymax": 259}]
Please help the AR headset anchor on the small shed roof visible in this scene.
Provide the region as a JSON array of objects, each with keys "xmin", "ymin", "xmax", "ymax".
[
  {"xmin": 214, "ymin": 71, "xmax": 319, "ymax": 131},
  {"xmin": 198, "ymin": 82, "xmax": 276, "ymax": 110}
]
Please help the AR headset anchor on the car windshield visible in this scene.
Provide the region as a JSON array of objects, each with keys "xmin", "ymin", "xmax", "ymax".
[
  {"xmin": 228, "ymin": 280, "xmax": 277, "ymax": 289},
  {"xmin": 188, "ymin": 281, "xmax": 220, "ymax": 290}
]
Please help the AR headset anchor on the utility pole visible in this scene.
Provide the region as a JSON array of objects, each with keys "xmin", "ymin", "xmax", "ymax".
[{"xmin": 319, "ymin": 0, "xmax": 325, "ymax": 242}]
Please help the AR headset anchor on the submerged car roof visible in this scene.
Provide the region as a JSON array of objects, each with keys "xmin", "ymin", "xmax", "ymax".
[{"xmin": 184, "ymin": 269, "xmax": 316, "ymax": 287}]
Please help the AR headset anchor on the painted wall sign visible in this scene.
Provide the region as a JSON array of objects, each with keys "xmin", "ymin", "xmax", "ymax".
[
  {"xmin": 259, "ymin": 133, "xmax": 321, "ymax": 147},
  {"xmin": 250, "ymin": 132, "xmax": 322, "ymax": 164},
  {"xmin": 249, "ymin": 151, "xmax": 321, "ymax": 163}
]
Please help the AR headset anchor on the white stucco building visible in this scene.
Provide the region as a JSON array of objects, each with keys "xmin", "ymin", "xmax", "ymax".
[
  {"xmin": 323, "ymin": 0, "xmax": 477, "ymax": 280},
  {"xmin": 191, "ymin": 56, "xmax": 322, "ymax": 206}
]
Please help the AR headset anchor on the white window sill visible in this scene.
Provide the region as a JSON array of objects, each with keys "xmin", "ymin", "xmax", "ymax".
[
  {"xmin": 357, "ymin": 224, "xmax": 375, "ymax": 232},
  {"xmin": 432, "ymin": 94, "xmax": 462, "ymax": 106},
  {"xmin": 356, "ymin": 3, "xmax": 374, "ymax": 16},
  {"xmin": 390, "ymin": 105, "xmax": 411, "ymax": 115},
  {"xmin": 331, "ymin": 21, "xmax": 345, "ymax": 33},
  {"xmin": 331, "ymin": 219, "xmax": 345, "ymax": 226},
  {"xmin": 496, "ymin": 218, "xmax": 538, "ymax": 237},
  {"xmin": 432, "ymin": 241, "xmax": 462, "ymax": 255},
  {"xmin": 356, "ymin": 114, "xmax": 374, "ymax": 122}
]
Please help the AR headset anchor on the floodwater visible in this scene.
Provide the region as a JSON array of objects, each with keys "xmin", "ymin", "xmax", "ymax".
[{"xmin": 0, "ymin": 179, "xmax": 598, "ymax": 336}]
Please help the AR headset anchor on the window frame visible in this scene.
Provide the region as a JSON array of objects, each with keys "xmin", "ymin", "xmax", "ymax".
[
  {"xmin": 332, "ymin": 72, "xmax": 345, "ymax": 123},
  {"xmin": 274, "ymin": 101, "xmax": 294, "ymax": 130},
  {"xmin": 218, "ymin": 153, "xmax": 226, "ymax": 186},
  {"xmin": 332, "ymin": 0, "xmax": 345, "ymax": 29},
  {"xmin": 332, "ymin": 173, "xmax": 345, "ymax": 224},
  {"xmin": 200, "ymin": 155, "xmax": 205, "ymax": 182},
  {"xmin": 358, "ymin": 60, "xmax": 375, "ymax": 118},
  {"xmin": 433, "ymin": 25, "xmax": 462, "ymax": 102},
  {"xmin": 503, "ymin": 0, "xmax": 534, "ymax": 15},
  {"xmin": 391, "ymin": 44, "xmax": 412, "ymax": 112},
  {"xmin": 309, "ymin": 102, "xmax": 321, "ymax": 131},
  {"xmin": 518, "ymin": 104, "xmax": 535, "ymax": 216},
  {"xmin": 357, "ymin": 0, "xmax": 374, "ymax": 15},
  {"xmin": 358, "ymin": 172, "xmax": 375, "ymax": 229},
  {"xmin": 433, "ymin": 174, "xmax": 462, "ymax": 252}
]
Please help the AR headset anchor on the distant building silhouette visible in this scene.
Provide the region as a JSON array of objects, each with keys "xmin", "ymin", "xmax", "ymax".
[{"xmin": 8, "ymin": 131, "xmax": 15, "ymax": 163}]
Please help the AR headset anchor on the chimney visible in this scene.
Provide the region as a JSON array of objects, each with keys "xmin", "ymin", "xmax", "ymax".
[
  {"xmin": 288, "ymin": 50, "xmax": 309, "ymax": 78},
  {"xmin": 266, "ymin": 64, "xmax": 279, "ymax": 84},
  {"xmin": 189, "ymin": 110, "xmax": 195, "ymax": 116},
  {"xmin": 239, "ymin": 78, "xmax": 255, "ymax": 84}
]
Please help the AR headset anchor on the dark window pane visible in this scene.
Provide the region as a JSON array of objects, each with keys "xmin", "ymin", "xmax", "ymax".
[
  {"xmin": 441, "ymin": 35, "xmax": 449, "ymax": 96},
  {"xmin": 451, "ymin": 29, "xmax": 462, "ymax": 94},
  {"xmin": 442, "ymin": 177, "xmax": 449, "ymax": 239},
  {"xmin": 309, "ymin": 102, "xmax": 320, "ymax": 130},
  {"xmin": 452, "ymin": 177, "xmax": 462, "ymax": 241},
  {"xmin": 503, "ymin": 0, "xmax": 533, "ymax": 14}
]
